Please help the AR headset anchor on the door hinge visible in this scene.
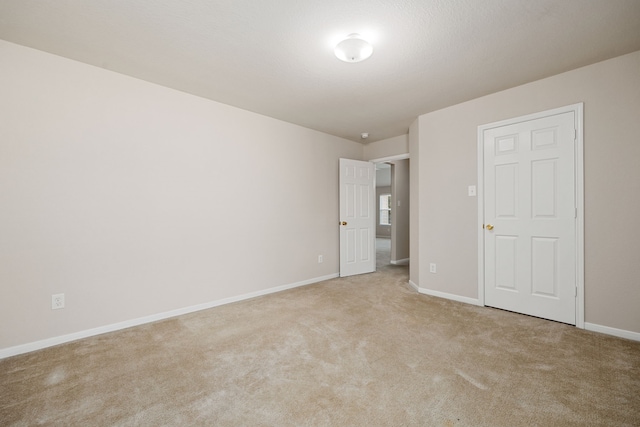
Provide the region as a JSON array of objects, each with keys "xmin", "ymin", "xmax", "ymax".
[
  {"xmin": 574, "ymin": 128, "xmax": 577, "ymax": 141},
  {"xmin": 575, "ymin": 287, "xmax": 578, "ymax": 297},
  {"xmin": 575, "ymin": 207, "xmax": 577, "ymax": 219}
]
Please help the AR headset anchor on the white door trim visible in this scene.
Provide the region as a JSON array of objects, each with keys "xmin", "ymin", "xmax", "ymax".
[
  {"xmin": 368, "ymin": 153, "xmax": 410, "ymax": 163},
  {"xmin": 477, "ymin": 103, "xmax": 584, "ymax": 328}
]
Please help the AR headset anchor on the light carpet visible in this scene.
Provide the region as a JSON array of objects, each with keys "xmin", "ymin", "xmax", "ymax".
[{"xmin": 1, "ymin": 259, "xmax": 639, "ymax": 426}]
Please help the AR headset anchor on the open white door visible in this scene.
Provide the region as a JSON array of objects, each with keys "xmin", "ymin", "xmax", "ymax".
[
  {"xmin": 339, "ymin": 158, "xmax": 375, "ymax": 277},
  {"xmin": 480, "ymin": 108, "xmax": 580, "ymax": 325}
]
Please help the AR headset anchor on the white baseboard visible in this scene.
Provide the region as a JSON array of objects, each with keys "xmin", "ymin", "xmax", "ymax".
[
  {"xmin": 0, "ymin": 273, "xmax": 339, "ymax": 360},
  {"xmin": 414, "ymin": 288, "xmax": 640, "ymax": 342},
  {"xmin": 418, "ymin": 287, "xmax": 482, "ymax": 306},
  {"xmin": 390, "ymin": 258, "xmax": 409, "ymax": 265},
  {"xmin": 7, "ymin": 274, "xmax": 636, "ymax": 359},
  {"xmin": 584, "ymin": 322, "xmax": 640, "ymax": 342}
]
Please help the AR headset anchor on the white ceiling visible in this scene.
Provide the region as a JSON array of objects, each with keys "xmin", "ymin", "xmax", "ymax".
[{"xmin": 1, "ymin": 0, "xmax": 639, "ymax": 143}]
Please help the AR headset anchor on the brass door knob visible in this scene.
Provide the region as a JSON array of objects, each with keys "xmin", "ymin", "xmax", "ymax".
[
  {"xmin": 340, "ymin": 221, "xmax": 347, "ymax": 226},
  {"xmin": 486, "ymin": 224, "xmax": 494, "ymax": 230}
]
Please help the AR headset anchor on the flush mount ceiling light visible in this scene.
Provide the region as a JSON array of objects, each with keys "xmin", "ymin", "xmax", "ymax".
[{"xmin": 334, "ymin": 33, "xmax": 373, "ymax": 63}]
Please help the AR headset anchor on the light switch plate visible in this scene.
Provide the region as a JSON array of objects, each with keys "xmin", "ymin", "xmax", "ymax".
[{"xmin": 468, "ymin": 185, "xmax": 476, "ymax": 197}]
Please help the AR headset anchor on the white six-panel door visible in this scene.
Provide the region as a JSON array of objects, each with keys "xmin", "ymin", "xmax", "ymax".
[
  {"xmin": 482, "ymin": 110, "xmax": 578, "ymax": 324},
  {"xmin": 339, "ymin": 159, "xmax": 375, "ymax": 277}
]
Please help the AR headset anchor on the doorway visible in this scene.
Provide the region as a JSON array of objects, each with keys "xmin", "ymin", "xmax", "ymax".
[
  {"xmin": 372, "ymin": 155, "xmax": 410, "ymax": 269},
  {"xmin": 375, "ymin": 163, "xmax": 392, "ymax": 267},
  {"xmin": 339, "ymin": 155, "xmax": 410, "ymax": 277}
]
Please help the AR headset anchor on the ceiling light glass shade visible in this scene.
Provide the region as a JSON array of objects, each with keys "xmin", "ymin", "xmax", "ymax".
[{"xmin": 334, "ymin": 33, "xmax": 373, "ymax": 63}]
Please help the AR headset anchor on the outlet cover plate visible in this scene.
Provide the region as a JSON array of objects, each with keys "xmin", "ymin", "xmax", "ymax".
[{"xmin": 52, "ymin": 293, "xmax": 65, "ymax": 310}]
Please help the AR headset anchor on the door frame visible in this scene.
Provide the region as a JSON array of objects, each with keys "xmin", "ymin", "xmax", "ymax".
[{"xmin": 476, "ymin": 103, "xmax": 585, "ymax": 328}]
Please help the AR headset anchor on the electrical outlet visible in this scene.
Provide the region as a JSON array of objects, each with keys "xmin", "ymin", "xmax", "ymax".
[
  {"xmin": 52, "ymin": 293, "xmax": 65, "ymax": 310},
  {"xmin": 318, "ymin": 255, "xmax": 323, "ymax": 263},
  {"xmin": 430, "ymin": 263, "xmax": 437, "ymax": 274}
]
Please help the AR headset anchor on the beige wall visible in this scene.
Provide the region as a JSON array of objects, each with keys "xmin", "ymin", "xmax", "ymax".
[
  {"xmin": 364, "ymin": 134, "xmax": 409, "ymax": 160},
  {"xmin": 414, "ymin": 50, "xmax": 640, "ymax": 333},
  {"xmin": 391, "ymin": 159, "xmax": 410, "ymax": 263},
  {"xmin": 0, "ymin": 40, "xmax": 363, "ymax": 352}
]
